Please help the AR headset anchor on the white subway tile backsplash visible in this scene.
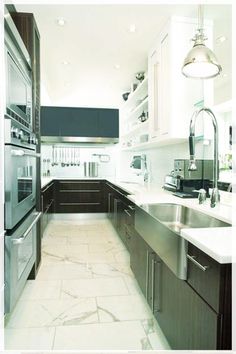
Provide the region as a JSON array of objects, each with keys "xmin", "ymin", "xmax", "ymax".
[
  {"xmin": 0, "ymin": 234, "xmax": 4, "ymax": 289},
  {"xmin": 0, "ymin": 286, "xmax": 4, "ymax": 351},
  {"xmin": 41, "ymin": 145, "xmax": 117, "ymax": 179}
]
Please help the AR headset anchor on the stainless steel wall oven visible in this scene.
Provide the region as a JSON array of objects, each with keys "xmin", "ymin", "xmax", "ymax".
[{"xmin": 4, "ymin": 119, "xmax": 38, "ymax": 230}]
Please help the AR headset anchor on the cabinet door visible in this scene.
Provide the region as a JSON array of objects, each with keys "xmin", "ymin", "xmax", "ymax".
[
  {"xmin": 98, "ymin": 109, "xmax": 119, "ymax": 138},
  {"xmin": 156, "ymin": 261, "xmax": 219, "ymax": 350},
  {"xmin": 147, "ymin": 253, "xmax": 162, "ymax": 316},
  {"xmin": 40, "ymin": 106, "xmax": 61, "ymax": 136},
  {"xmin": 159, "ymin": 33, "xmax": 170, "ymax": 136},
  {"xmin": 64, "ymin": 108, "xmax": 99, "ymax": 137},
  {"xmin": 130, "ymin": 230, "xmax": 151, "ymax": 297},
  {"xmin": 148, "ymin": 47, "xmax": 161, "ymax": 139}
]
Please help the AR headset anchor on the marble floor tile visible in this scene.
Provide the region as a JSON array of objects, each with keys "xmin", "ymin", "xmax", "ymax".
[
  {"xmin": 83, "ymin": 251, "xmax": 117, "ymax": 264},
  {"xmin": 6, "ymin": 297, "xmax": 98, "ymax": 329},
  {"xmin": 148, "ymin": 331, "xmax": 171, "ymax": 350},
  {"xmin": 88, "ymin": 242, "xmax": 125, "ymax": 254},
  {"xmin": 44, "ymin": 224, "xmax": 70, "ymax": 237},
  {"xmin": 91, "ymin": 262, "xmax": 134, "ymax": 279},
  {"xmin": 4, "ymin": 327, "xmax": 55, "ymax": 350},
  {"xmin": 53, "ymin": 320, "xmax": 148, "ymax": 350},
  {"xmin": 61, "ymin": 277, "xmax": 129, "ymax": 299},
  {"xmin": 42, "ymin": 244, "xmax": 89, "ymax": 265},
  {"xmin": 18, "ymin": 280, "xmax": 61, "ymax": 301},
  {"xmin": 97, "ymin": 294, "xmax": 153, "ymax": 322},
  {"xmin": 37, "ymin": 263, "xmax": 93, "ymax": 281},
  {"xmin": 114, "ymin": 249, "xmax": 131, "ymax": 263},
  {"xmin": 42, "ymin": 235, "xmax": 68, "ymax": 246},
  {"xmin": 123, "ymin": 276, "xmax": 145, "ymax": 296}
]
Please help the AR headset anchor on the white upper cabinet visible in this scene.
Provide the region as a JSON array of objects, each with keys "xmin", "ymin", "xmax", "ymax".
[{"xmin": 148, "ymin": 16, "xmax": 213, "ymax": 146}]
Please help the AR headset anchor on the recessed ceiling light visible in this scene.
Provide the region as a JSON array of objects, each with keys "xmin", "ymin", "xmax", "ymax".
[
  {"xmin": 216, "ymin": 35, "xmax": 227, "ymax": 43},
  {"xmin": 223, "ymin": 73, "xmax": 228, "ymax": 78},
  {"xmin": 114, "ymin": 64, "xmax": 120, "ymax": 69},
  {"xmin": 62, "ymin": 61, "xmax": 70, "ymax": 65},
  {"xmin": 128, "ymin": 24, "xmax": 136, "ymax": 33},
  {"xmin": 56, "ymin": 17, "xmax": 66, "ymax": 26}
]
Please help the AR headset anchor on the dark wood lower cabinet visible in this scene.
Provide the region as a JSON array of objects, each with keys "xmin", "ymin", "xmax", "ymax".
[
  {"xmin": 54, "ymin": 180, "xmax": 105, "ymax": 213},
  {"xmin": 156, "ymin": 260, "xmax": 219, "ymax": 349},
  {"xmin": 41, "ymin": 182, "xmax": 55, "ymax": 234}
]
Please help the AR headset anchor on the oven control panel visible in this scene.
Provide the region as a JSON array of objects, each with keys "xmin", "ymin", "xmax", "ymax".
[{"xmin": 5, "ymin": 117, "xmax": 36, "ymax": 149}]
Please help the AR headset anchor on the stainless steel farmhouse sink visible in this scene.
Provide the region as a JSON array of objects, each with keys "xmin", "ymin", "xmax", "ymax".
[{"xmin": 135, "ymin": 203, "xmax": 231, "ymax": 280}]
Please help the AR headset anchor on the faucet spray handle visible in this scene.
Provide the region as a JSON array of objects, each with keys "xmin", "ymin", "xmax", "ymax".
[
  {"xmin": 188, "ymin": 135, "xmax": 197, "ymax": 171},
  {"xmin": 188, "ymin": 159, "xmax": 197, "ymax": 171}
]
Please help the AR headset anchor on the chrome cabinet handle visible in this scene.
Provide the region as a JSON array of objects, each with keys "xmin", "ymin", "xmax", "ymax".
[
  {"xmin": 151, "ymin": 257, "xmax": 155, "ymax": 313},
  {"xmin": 11, "ymin": 149, "xmax": 40, "ymax": 158},
  {"xmin": 124, "ymin": 209, "xmax": 131, "ymax": 217},
  {"xmin": 42, "ymin": 182, "xmax": 54, "ymax": 193},
  {"xmin": 187, "ymin": 254, "xmax": 209, "ymax": 272},
  {"xmin": 108, "ymin": 193, "xmax": 111, "ymax": 214},
  {"xmin": 12, "ymin": 212, "xmax": 42, "ymax": 244},
  {"xmin": 145, "ymin": 250, "xmax": 150, "ymax": 299},
  {"xmin": 155, "ymin": 260, "xmax": 161, "ymax": 313}
]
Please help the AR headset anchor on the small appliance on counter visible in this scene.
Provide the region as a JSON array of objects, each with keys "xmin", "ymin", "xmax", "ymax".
[
  {"xmin": 163, "ymin": 159, "xmax": 213, "ymax": 198},
  {"xmin": 84, "ymin": 162, "xmax": 98, "ymax": 177}
]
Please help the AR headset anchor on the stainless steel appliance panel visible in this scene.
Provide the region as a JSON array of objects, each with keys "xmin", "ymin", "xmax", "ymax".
[
  {"xmin": 4, "ymin": 210, "xmax": 41, "ymax": 313},
  {"xmin": 5, "ymin": 145, "xmax": 38, "ymax": 229},
  {"xmin": 4, "ymin": 11, "xmax": 32, "ymax": 130}
]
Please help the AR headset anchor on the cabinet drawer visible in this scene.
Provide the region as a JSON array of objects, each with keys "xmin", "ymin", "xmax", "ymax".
[
  {"xmin": 187, "ymin": 243, "xmax": 221, "ymax": 312},
  {"xmin": 58, "ymin": 180, "xmax": 102, "ymax": 190},
  {"xmin": 56, "ymin": 203, "xmax": 102, "ymax": 213},
  {"xmin": 57, "ymin": 191, "xmax": 102, "ymax": 204}
]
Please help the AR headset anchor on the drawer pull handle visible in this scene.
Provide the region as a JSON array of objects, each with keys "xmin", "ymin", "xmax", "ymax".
[
  {"xmin": 187, "ymin": 254, "xmax": 209, "ymax": 272},
  {"xmin": 124, "ymin": 209, "xmax": 131, "ymax": 217}
]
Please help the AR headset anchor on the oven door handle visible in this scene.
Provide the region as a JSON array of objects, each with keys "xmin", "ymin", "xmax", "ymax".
[
  {"xmin": 12, "ymin": 212, "xmax": 42, "ymax": 244},
  {"xmin": 11, "ymin": 149, "xmax": 41, "ymax": 158}
]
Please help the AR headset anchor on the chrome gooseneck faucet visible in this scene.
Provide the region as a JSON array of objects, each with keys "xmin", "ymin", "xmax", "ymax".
[{"xmin": 188, "ymin": 107, "xmax": 220, "ymax": 208}]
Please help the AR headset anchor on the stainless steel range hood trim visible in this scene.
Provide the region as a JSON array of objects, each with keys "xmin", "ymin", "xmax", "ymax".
[{"xmin": 41, "ymin": 136, "xmax": 119, "ymax": 144}]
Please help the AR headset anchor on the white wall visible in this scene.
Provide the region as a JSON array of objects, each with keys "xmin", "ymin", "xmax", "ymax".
[
  {"xmin": 41, "ymin": 144, "xmax": 118, "ymax": 179},
  {"xmin": 118, "ymin": 140, "xmax": 212, "ymax": 188},
  {"xmin": 0, "ymin": 2, "xmax": 5, "ymax": 349}
]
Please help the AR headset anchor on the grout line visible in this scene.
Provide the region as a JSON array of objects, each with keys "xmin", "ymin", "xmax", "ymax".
[
  {"xmin": 51, "ymin": 326, "xmax": 57, "ymax": 349},
  {"xmin": 95, "ymin": 297, "xmax": 100, "ymax": 323}
]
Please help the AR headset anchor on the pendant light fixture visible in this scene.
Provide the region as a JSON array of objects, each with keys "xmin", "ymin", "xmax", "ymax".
[{"xmin": 182, "ymin": 5, "xmax": 222, "ymax": 79}]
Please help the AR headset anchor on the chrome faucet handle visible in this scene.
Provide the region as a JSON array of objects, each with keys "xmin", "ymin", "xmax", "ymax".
[
  {"xmin": 210, "ymin": 188, "xmax": 220, "ymax": 208},
  {"xmin": 198, "ymin": 189, "xmax": 207, "ymax": 204},
  {"xmin": 193, "ymin": 189, "xmax": 207, "ymax": 204}
]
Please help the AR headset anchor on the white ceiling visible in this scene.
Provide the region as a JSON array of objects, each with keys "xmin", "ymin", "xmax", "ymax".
[{"xmin": 15, "ymin": 3, "xmax": 232, "ymax": 108}]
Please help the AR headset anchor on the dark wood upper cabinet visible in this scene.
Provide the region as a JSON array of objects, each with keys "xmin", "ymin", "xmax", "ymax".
[{"xmin": 40, "ymin": 106, "xmax": 119, "ymax": 138}]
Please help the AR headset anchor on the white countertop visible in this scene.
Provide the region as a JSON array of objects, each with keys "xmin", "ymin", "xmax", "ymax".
[
  {"xmin": 181, "ymin": 227, "xmax": 233, "ymax": 264},
  {"xmin": 41, "ymin": 176, "xmax": 233, "ymax": 264}
]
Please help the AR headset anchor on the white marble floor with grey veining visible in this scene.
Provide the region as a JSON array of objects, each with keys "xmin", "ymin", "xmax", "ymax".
[{"xmin": 4, "ymin": 217, "xmax": 170, "ymax": 350}]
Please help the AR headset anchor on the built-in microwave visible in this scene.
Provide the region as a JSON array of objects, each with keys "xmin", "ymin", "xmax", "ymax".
[{"xmin": 5, "ymin": 17, "xmax": 32, "ymax": 130}]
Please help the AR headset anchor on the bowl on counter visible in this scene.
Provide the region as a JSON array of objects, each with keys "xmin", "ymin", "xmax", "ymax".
[
  {"xmin": 135, "ymin": 72, "xmax": 145, "ymax": 82},
  {"xmin": 122, "ymin": 92, "xmax": 130, "ymax": 101}
]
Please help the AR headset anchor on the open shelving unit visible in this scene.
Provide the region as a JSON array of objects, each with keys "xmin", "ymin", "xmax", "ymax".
[{"xmin": 120, "ymin": 75, "xmax": 149, "ymax": 150}]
